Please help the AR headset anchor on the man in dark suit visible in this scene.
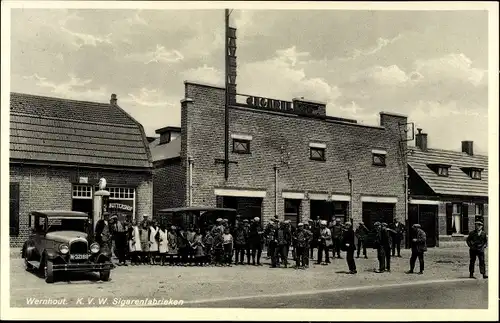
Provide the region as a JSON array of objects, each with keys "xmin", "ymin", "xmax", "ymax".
[
  {"xmin": 391, "ymin": 220, "xmax": 405, "ymax": 257},
  {"xmin": 406, "ymin": 224, "xmax": 427, "ymax": 274},
  {"xmin": 95, "ymin": 212, "xmax": 112, "ymax": 253},
  {"xmin": 331, "ymin": 219, "xmax": 343, "ymax": 259},
  {"xmin": 466, "ymin": 220, "xmax": 488, "ymax": 279},
  {"xmin": 341, "ymin": 222, "xmax": 357, "ymax": 274},
  {"xmin": 355, "ymin": 222, "xmax": 369, "ymax": 259},
  {"xmin": 374, "ymin": 222, "xmax": 391, "ymax": 273}
]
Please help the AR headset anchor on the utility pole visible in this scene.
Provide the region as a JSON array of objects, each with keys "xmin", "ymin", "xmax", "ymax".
[{"xmin": 224, "ymin": 8, "xmax": 230, "ymax": 180}]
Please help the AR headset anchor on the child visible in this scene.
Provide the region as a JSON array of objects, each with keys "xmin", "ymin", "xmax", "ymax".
[
  {"xmin": 191, "ymin": 227, "xmax": 205, "ymax": 266},
  {"xmin": 203, "ymin": 227, "xmax": 214, "ymax": 266},
  {"xmin": 167, "ymin": 226, "xmax": 178, "ymax": 266},
  {"xmin": 157, "ymin": 223, "xmax": 169, "ymax": 266},
  {"xmin": 222, "ymin": 227, "xmax": 234, "ymax": 267}
]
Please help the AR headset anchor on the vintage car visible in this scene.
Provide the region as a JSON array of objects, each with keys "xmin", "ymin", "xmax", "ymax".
[
  {"xmin": 22, "ymin": 210, "xmax": 114, "ymax": 283},
  {"xmin": 156, "ymin": 207, "xmax": 238, "ymax": 232}
]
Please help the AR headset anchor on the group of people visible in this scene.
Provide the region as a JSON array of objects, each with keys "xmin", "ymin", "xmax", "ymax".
[{"xmin": 93, "ymin": 213, "xmax": 488, "ymax": 278}]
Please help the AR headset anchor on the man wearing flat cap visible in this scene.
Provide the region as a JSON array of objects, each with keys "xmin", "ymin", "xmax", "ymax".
[
  {"xmin": 249, "ymin": 217, "xmax": 264, "ymax": 265},
  {"xmin": 373, "ymin": 222, "xmax": 389, "ymax": 273},
  {"xmin": 293, "ymin": 223, "xmax": 312, "ymax": 269},
  {"xmin": 466, "ymin": 220, "xmax": 488, "ymax": 279},
  {"xmin": 406, "ymin": 224, "xmax": 427, "ymax": 275}
]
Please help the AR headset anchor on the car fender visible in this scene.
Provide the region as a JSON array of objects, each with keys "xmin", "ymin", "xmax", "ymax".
[
  {"xmin": 44, "ymin": 248, "xmax": 61, "ymax": 261},
  {"xmin": 95, "ymin": 252, "xmax": 111, "ymax": 263},
  {"xmin": 23, "ymin": 241, "xmax": 37, "ymax": 259}
]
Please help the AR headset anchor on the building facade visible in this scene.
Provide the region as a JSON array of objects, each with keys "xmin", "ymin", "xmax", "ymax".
[
  {"xmin": 9, "ymin": 93, "xmax": 153, "ymax": 247},
  {"xmin": 408, "ymin": 129, "xmax": 488, "ymax": 247},
  {"xmin": 153, "ymin": 81, "xmax": 409, "ymax": 232}
]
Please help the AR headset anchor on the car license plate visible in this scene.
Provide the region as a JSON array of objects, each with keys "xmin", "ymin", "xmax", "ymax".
[{"xmin": 70, "ymin": 254, "xmax": 89, "ymax": 260}]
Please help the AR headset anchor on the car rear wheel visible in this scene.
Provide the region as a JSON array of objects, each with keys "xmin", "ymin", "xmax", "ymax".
[
  {"xmin": 44, "ymin": 260, "xmax": 54, "ymax": 284},
  {"xmin": 100, "ymin": 270, "xmax": 111, "ymax": 281}
]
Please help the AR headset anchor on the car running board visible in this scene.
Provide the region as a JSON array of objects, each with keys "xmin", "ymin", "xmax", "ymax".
[{"xmin": 28, "ymin": 260, "xmax": 41, "ymax": 268}]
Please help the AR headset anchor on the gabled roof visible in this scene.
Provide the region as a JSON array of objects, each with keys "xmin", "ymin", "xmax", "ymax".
[
  {"xmin": 408, "ymin": 148, "xmax": 488, "ymax": 197},
  {"xmin": 150, "ymin": 137, "xmax": 181, "ymax": 162},
  {"xmin": 10, "ymin": 92, "xmax": 152, "ymax": 169}
]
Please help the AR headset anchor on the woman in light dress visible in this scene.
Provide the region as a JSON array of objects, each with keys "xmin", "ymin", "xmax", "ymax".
[
  {"xmin": 157, "ymin": 223, "xmax": 169, "ymax": 266},
  {"xmin": 149, "ymin": 221, "xmax": 160, "ymax": 265},
  {"xmin": 128, "ymin": 219, "xmax": 142, "ymax": 265}
]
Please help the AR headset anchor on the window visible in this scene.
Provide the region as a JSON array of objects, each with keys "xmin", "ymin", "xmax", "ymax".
[
  {"xmin": 72, "ymin": 185, "xmax": 92, "ymax": 199},
  {"xmin": 437, "ymin": 167, "xmax": 449, "ymax": 177},
  {"xmin": 372, "ymin": 154, "xmax": 386, "ymax": 166},
  {"xmin": 109, "ymin": 187, "xmax": 135, "ymax": 200},
  {"xmin": 471, "ymin": 169, "xmax": 481, "ymax": 180},
  {"xmin": 461, "ymin": 167, "xmax": 483, "ymax": 180},
  {"xmin": 447, "ymin": 203, "xmax": 469, "ymax": 235},
  {"xmin": 475, "ymin": 203, "xmax": 484, "ymax": 222},
  {"xmin": 310, "ymin": 147, "xmax": 325, "ymax": 161},
  {"xmin": 232, "ymin": 139, "xmax": 251, "ymax": 154}
]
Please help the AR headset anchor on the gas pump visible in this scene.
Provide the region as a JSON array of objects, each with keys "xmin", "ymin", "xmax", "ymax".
[{"xmin": 93, "ymin": 178, "xmax": 111, "ymax": 234}]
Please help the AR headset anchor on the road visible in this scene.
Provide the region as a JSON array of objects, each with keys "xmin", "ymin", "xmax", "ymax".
[
  {"xmin": 9, "ymin": 247, "xmax": 489, "ymax": 309},
  {"xmin": 183, "ymin": 279, "xmax": 488, "ymax": 308}
]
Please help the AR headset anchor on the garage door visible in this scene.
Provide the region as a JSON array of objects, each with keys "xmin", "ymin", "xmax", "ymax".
[{"xmin": 362, "ymin": 202, "xmax": 395, "ymax": 248}]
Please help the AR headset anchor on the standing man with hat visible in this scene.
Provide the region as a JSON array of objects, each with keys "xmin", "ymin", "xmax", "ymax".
[
  {"xmin": 381, "ymin": 222, "xmax": 392, "ymax": 272},
  {"xmin": 316, "ymin": 220, "xmax": 332, "ymax": 265},
  {"xmin": 391, "ymin": 219, "xmax": 405, "ymax": 258},
  {"xmin": 355, "ymin": 222, "xmax": 368, "ymax": 259},
  {"xmin": 466, "ymin": 220, "xmax": 488, "ymax": 279},
  {"xmin": 95, "ymin": 212, "xmax": 112, "ymax": 254},
  {"xmin": 406, "ymin": 224, "xmax": 427, "ymax": 275},
  {"xmin": 341, "ymin": 222, "xmax": 357, "ymax": 274},
  {"xmin": 293, "ymin": 223, "xmax": 312, "ymax": 269},
  {"xmin": 249, "ymin": 217, "xmax": 264, "ymax": 266},
  {"xmin": 373, "ymin": 222, "xmax": 389, "ymax": 273}
]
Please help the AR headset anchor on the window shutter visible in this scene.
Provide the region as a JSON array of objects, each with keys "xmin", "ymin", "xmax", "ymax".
[
  {"xmin": 10, "ymin": 182, "xmax": 20, "ymax": 236},
  {"xmin": 446, "ymin": 203, "xmax": 453, "ymax": 235},
  {"xmin": 462, "ymin": 203, "xmax": 469, "ymax": 235}
]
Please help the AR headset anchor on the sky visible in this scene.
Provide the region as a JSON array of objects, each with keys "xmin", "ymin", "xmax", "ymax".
[{"xmin": 9, "ymin": 6, "xmax": 490, "ymax": 154}]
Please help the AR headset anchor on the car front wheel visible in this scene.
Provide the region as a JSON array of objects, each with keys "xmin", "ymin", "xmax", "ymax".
[
  {"xmin": 24, "ymin": 258, "xmax": 33, "ymax": 271},
  {"xmin": 44, "ymin": 260, "xmax": 54, "ymax": 284},
  {"xmin": 100, "ymin": 270, "xmax": 111, "ymax": 281}
]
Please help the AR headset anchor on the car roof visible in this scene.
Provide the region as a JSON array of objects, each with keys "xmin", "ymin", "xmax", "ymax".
[
  {"xmin": 158, "ymin": 207, "xmax": 237, "ymax": 213},
  {"xmin": 31, "ymin": 210, "xmax": 89, "ymax": 219}
]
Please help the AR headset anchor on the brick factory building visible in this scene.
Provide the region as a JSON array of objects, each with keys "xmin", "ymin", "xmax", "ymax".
[
  {"xmin": 408, "ymin": 129, "xmax": 488, "ymax": 247},
  {"xmin": 152, "ymin": 81, "xmax": 409, "ymax": 232},
  {"xmin": 9, "ymin": 93, "xmax": 153, "ymax": 247}
]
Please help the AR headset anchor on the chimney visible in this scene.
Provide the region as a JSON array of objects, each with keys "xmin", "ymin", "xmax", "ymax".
[
  {"xmin": 462, "ymin": 141, "xmax": 474, "ymax": 156},
  {"xmin": 110, "ymin": 93, "xmax": 117, "ymax": 106},
  {"xmin": 415, "ymin": 128, "xmax": 428, "ymax": 151}
]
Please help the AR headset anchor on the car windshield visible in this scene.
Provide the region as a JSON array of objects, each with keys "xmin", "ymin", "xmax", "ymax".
[{"xmin": 46, "ymin": 218, "xmax": 87, "ymax": 233}]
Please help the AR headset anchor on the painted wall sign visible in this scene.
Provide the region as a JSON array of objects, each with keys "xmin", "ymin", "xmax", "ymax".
[
  {"xmin": 226, "ymin": 26, "xmax": 237, "ymax": 105},
  {"xmin": 109, "ymin": 202, "xmax": 134, "ymax": 212},
  {"xmin": 245, "ymin": 96, "xmax": 294, "ymax": 112},
  {"xmin": 79, "ymin": 177, "xmax": 88, "ymax": 184}
]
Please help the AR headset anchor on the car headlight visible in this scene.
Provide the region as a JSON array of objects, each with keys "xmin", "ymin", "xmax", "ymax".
[
  {"xmin": 90, "ymin": 242, "xmax": 100, "ymax": 254},
  {"xmin": 59, "ymin": 244, "xmax": 69, "ymax": 254}
]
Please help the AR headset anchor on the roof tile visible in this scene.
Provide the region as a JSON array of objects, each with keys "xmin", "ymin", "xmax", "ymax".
[
  {"xmin": 10, "ymin": 92, "xmax": 152, "ymax": 168},
  {"xmin": 408, "ymin": 148, "xmax": 488, "ymax": 196}
]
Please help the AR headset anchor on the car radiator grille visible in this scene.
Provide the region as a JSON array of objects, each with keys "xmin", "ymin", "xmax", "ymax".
[{"xmin": 69, "ymin": 241, "xmax": 88, "ymax": 261}]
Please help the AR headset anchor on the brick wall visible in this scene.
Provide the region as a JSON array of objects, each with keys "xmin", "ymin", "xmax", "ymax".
[
  {"xmin": 153, "ymin": 159, "xmax": 186, "ymax": 216},
  {"xmin": 182, "ymin": 82, "xmax": 407, "ymax": 225},
  {"xmin": 9, "ymin": 164, "xmax": 152, "ymax": 247}
]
